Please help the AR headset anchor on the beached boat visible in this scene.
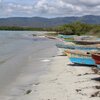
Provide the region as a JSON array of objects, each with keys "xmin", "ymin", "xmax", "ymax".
[
  {"xmin": 65, "ymin": 49, "xmax": 96, "ymax": 65},
  {"xmin": 74, "ymin": 40, "xmax": 100, "ymax": 45},
  {"xmin": 64, "ymin": 38, "xmax": 74, "ymax": 42},
  {"xmin": 92, "ymin": 53, "xmax": 100, "ymax": 69},
  {"xmin": 56, "ymin": 43, "xmax": 100, "ymax": 50},
  {"xmin": 58, "ymin": 34, "xmax": 76, "ymax": 42},
  {"xmin": 56, "ymin": 43, "xmax": 75, "ymax": 49},
  {"xmin": 73, "ymin": 35, "xmax": 100, "ymax": 45},
  {"xmin": 45, "ymin": 36, "xmax": 57, "ymax": 39},
  {"xmin": 58, "ymin": 34, "xmax": 76, "ymax": 38},
  {"xmin": 74, "ymin": 35, "xmax": 96, "ymax": 41}
]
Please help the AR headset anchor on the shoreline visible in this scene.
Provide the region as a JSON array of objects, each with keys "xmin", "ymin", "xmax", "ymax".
[
  {"xmin": 0, "ymin": 33, "xmax": 99, "ymax": 100},
  {"xmin": 14, "ymin": 48, "xmax": 100, "ymax": 100}
]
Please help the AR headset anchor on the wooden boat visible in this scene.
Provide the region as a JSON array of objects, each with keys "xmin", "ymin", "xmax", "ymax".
[
  {"xmin": 65, "ymin": 49, "xmax": 96, "ymax": 65},
  {"xmin": 92, "ymin": 53, "xmax": 100, "ymax": 69},
  {"xmin": 74, "ymin": 40, "xmax": 100, "ymax": 45},
  {"xmin": 45, "ymin": 36, "xmax": 57, "ymax": 39},
  {"xmin": 56, "ymin": 43, "xmax": 75, "ymax": 49},
  {"xmin": 73, "ymin": 35, "xmax": 100, "ymax": 45},
  {"xmin": 58, "ymin": 34, "xmax": 76, "ymax": 42},
  {"xmin": 74, "ymin": 35, "xmax": 96, "ymax": 41},
  {"xmin": 56, "ymin": 43, "xmax": 100, "ymax": 50},
  {"xmin": 64, "ymin": 38, "xmax": 74, "ymax": 42},
  {"xmin": 58, "ymin": 34, "xmax": 76, "ymax": 39}
]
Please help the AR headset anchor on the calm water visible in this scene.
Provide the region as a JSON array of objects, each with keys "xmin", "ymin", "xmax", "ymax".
[{"xmin": 0, "ymin": 31, "xmax": 57, "ymax": 98}]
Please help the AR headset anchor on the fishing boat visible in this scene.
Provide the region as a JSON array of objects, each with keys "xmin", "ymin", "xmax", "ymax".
[
  {"xmin": 56, "ymin": 43, "xmax": 100, "ymax": 50},
  {"xmin": 65, "ymin": 49, "xmax": 96, "ymax": 65},
  {"xmin": 92, "ymin": 53, "xmax": 100, "ymax": 69},
  {"xmin": 64, "ymin": 38, "xmax": 74, "ymax": 42},
  {"xmin": 74, "ymin": 35, "xmax": 95, "ymax": 41},
  {"xmin": 58, "ymin": 34, "xmax": 76, "ymax": 38},
  {"xmin": 58, "ymin": 34, "xmax": 76, "ymax": 42},
  {"xmin": 73, "ymin": 35, "xmax": 100, "ymax": 45},
  {"xmin": 56, "ymin": 43, "xmax": 75, "ymax": 49},
  {"xmin": 45, "ymin": 36, "xmax": 57, "ymax": 39},
  {"xmin": 74, "ymin": 40, "xmax": 100, "ymax": 45}
]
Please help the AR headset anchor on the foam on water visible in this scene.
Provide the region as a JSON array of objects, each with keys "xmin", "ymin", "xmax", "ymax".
[{"xmin": 41, "ymin": 59, "xmax": 51, "ymax": 62}]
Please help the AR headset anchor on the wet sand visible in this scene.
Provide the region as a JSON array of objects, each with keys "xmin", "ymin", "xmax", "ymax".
[{"xmin": 6, "ymin": 48, "xmax": 100, "ymax": 100}]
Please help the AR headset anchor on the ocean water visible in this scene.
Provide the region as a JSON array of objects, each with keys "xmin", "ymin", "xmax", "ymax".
[{"xmin": 0, "ymin": 31, "xmax": 57, "ymax": 98}]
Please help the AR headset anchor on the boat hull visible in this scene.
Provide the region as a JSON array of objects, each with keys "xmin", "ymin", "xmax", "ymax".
[
  {"xmin": 92, "ymin": 54, "xmax": 100, "ymax": 64},
  {"xmin": 75, "ymin": 46, "xmax": 99, "ymax": 51},
  {"xmin": 74, "ymin": 40, "xmax": 100, "ymax": 45},
  {"xmin": 56, "ymin": 44, "xmax": 74, "ymax": 49},
  {"xmin": 69, "ymin": 57, "xmax": 95, "ymax": 65},
  {"xmin": 56, "ymin": 43, "xmax": 99, "ymax": 50},
  {"xmin": 65, "ymin": 49, "xmax": 96, "ymax": 65},
  {"xmin": 58, "ymin": 35, "xmax": 76, "ymax": 39},
  {"xmin": 92, "ymin": 53, "xmax": 100, "ymax": 69},
  {"xmin": 64, "ymin": 38, "xmax": 74, "ymax": 42}
]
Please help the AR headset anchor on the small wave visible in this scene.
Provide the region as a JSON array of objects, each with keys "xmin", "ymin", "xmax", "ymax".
[{"xmin": 41, "ymin": 59, "xmax": 51, "ymax": 62}]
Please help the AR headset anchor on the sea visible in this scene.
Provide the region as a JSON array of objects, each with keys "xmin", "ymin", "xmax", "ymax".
[{"xmin": 0, "ymin": 31, "xmax": 58, "ymax": 99}]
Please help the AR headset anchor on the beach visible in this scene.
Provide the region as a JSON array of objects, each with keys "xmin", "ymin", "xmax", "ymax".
[
  {"xmin": 9, "ymin": 48, "xmax": 100, "ymax": 100},
  {"xmin": 1, "ymin": 0, "xmax": 100, "ymax": 99},
  {"xmin": 0, "ymin": 31, "xmax": 100, "ymax": 100}
]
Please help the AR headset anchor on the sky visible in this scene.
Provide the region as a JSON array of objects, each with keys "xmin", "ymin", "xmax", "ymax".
[{"xmin": 0, "ymin": 0, "xmax": 100, "ymax": 18}]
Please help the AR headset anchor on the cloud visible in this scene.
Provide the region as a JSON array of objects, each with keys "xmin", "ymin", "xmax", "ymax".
[
  {"xmin": 0, "ymin": 0, "xmax": 100, "ymax": 17},
  {"xmin": 79, "ymin": 0, "xmax": 100, "ymax": 6},
  {"xmin": 33, "ymin": 0, "xmax": 100, "ymax": 17},
  {"xmin": 0, "ymin": 2, "xmax": 34, "ymax": 17},
  {"xmin": 33, "ymin": 0, "xmax": 81, "ymax": 17},
  {"xmin": 62, "ymin": 0, "xmax": 100, "ymax": 6}
]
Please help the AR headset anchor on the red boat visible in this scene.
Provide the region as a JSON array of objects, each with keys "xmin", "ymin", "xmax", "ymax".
[{"xmin": 92, "ymin": 53, "xmax": 100, "ymax": 64}]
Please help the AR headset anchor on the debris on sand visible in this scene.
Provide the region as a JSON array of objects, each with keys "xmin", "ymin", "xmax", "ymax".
[
  {"xmin": 92, "ymin": 67, "xmax": 100, "ymax": 75},
  {"xmin": 91, "ymin": 91, "xmax": 100, "ymax": 97},
  {"xmin": 25, "ymin": 90, "xmax": 32, "ymax": 94}
]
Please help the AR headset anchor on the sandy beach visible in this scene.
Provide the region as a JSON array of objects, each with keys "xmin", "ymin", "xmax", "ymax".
[{"xmin": 9, "ymin": 48, "xmax": 99, "ymax": 100}]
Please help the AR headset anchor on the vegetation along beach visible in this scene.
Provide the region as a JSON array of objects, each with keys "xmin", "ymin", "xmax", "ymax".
[{"xmin": 0, "ymin": 0, "xmax": 100, "ymax": 100}]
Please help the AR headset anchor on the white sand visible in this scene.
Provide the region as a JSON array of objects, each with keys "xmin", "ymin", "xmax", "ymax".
[{"xmin": 4, "ymin": 49, "xmax": 100, "ymax": 100}]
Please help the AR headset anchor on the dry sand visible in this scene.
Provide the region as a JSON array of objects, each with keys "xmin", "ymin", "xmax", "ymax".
[{"xmin": 7, "ymin": 49, "xmax": 100, "ymax": 100}]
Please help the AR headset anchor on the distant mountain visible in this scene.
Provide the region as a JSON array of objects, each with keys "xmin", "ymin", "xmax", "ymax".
[{"xmin": 0, "ymin": 15, "xmax": 100, "ymax": 28}]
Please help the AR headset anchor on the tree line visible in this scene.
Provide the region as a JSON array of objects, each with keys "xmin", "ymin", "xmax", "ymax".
[
  {"xmin": 0, "ymin": 22, "xmax": 100, "ymax": 37},
  {"xmin": 54, "ymin": 22, "xmax": 100, "ymax": 37},
  {"xmin": 0, "ymin": 26, "xmax": 45, "ymax": 31}
]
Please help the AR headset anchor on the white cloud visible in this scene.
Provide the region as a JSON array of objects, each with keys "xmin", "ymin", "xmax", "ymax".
[
  {"xmin": 62, "ymin": 0, "xmax": 100, "ymax": 5},
  {"xmin": 79, "ymin": 0, "xmax": 100, "ymax": 6},
  {"xmin": 0, "ymin": 0, "xmax": 100, "ymax": 17}
]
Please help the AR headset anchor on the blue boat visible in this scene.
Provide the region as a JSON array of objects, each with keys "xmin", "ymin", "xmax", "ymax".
[
  {"xmin": 75, "ymin": 46, "xmax": 100, "ymax": 51},
  {"xmin": 69, "ymin": 57, "xmax": 95, "ymax": 65},
  {"xmin": 58, "ymin": 34, "xmax": 76, "ymax": 42},
  {"xmin": 74, "ymin": 40, "xmax": 100, "ymax": 45},
  {"xmin": 65, "ymin": 49, "xmax": 96, "ymax": 65},
  {"xmin": 56, "ymin": 43, "xmax": 75, "ymax": 49},
  {"xmin": 58, "ymin": 34, "xmax": 76, "ymax": 39},
  {"xmin": 56, "ymin": 43, "xmax": 100, "ymax": 51}
]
